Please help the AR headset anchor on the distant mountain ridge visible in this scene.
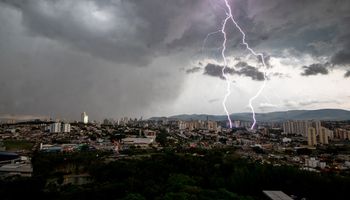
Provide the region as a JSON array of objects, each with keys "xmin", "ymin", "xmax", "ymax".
[
  {"xmin": 0, "ymin": 114, "xmax": 49, "ymax": 122},
  {"xmin": 150, "ymin": 109, "xmax": 350, "ymax": 122}
]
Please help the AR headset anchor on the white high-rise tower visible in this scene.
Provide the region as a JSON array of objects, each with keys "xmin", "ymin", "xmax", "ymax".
[{"xmin": 81, "ymin": 112, "xmax": 88, "ymax": 124}]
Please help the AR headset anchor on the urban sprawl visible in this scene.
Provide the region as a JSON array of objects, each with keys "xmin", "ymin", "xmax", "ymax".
[{"xmin": 1, "ymin": 112, "xmax": 350, "ymax": 178}]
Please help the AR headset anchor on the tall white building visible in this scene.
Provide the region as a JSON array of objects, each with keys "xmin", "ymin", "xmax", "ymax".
[
  {"xmin": 233, "ymin": 120, "xmax": 241, "ymax": 128},
  {"xmin": 308, "ymin": 127, "xmax": 317, "ymax": 146},
  {"xmin": 81, "ymin": 112, "xmax": 88, "ymax": 124},
  {"xmin": 49, "ymin": 122, "xmax": 61, "ymax": 133},
  {"xmin": 177, "ymin": 120, "xmax": 217, "ymax": 131},
  {"xmin": 47, "ymin": 122, "xmax": 71, "ymax": 133},
  {"xmin": 313, "ymin": 121, "xmax": 322, "ymax": 136},
  {"xmin": 61, "ymin": 123, "xmax": 71, "ymax": 133},
  {"xmin": 283, "ymin": 120, "xmax": 322, "ymax": 137},
  {"xmin": 240, "ymin": 121, "xmax": 252, "ymax": 129},
  {"xmin": 178, "ymin": 121, "xmax": 187, "ymax": 130},
  {"xmin": 319, "ymin": 127, "xmax": 329, "ymax": 144},
  {"xmin": 283, "ymin": 120, "xmax": 311, "ymax": 136}
]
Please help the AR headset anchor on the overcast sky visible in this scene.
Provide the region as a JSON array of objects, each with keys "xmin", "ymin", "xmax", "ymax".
[{"xmin": 0, "ymin": 0, "xmax": 350, "ymax": 121}]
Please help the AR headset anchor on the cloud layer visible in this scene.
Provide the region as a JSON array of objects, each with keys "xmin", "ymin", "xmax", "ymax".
[
  {"xmin": 301, "ymin": 63, "xmax": 330, "ymax": 76},
  {"xmin": 0, "ymin": 0, "xmax": 350, "ymax": 119},
  {"xmin": 203, "ymin": 62, "xmax": 264, "ymax": 81}
]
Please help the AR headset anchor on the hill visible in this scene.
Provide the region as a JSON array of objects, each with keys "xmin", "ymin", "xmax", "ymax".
[{"xmin": 150, "ymin": 109, "xmax": 350, "ymax": 122}]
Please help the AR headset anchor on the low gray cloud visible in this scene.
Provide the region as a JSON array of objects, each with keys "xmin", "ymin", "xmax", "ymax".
[
  {"xmin": 203, "ymin": 62, "xmax": 264, "ymax": 81},
  {"xmin": 298, "ymin": 99, "xmax": 341, "ymax": 106},
  {"xmin": 257, "ymin": 54, "xmax": 273, "ymax": 68},
  {"xmin": 331, "ymin": 50, "xmax": 350, "ymax": 66},
  {"xmin": 345, "ymin": 71, "xmax": 350, "ymax": 78},
  {"xmin": 235, "ymin": 61, "xmax": 249, "ymax": 68},
  {"xmin": 299, "ymin": 100, "xmax": 323, "ymax": 106},
  {"xmin": 237, "ymin": 66, "xmax": 265, "ymax": 81},
  {"xmin": 208, "ymin": 98, "xmax": 220, "ymax": 103},
  {"xmin": 271, "ymin": 72, "xmax": 290, "ymax": 79},
  {"xmin": 203, "ymin": 63, "xmax": 235, "ymax": 79},
  {"xmin": 301, "ymin": 63, "xmax": 329, "ymax": 76},
  {"xmin": 284, "ymin": 99, "xmax": 341, "ymax": 109},
  {"xmin": 258, "ymin": 103, "xmax": 278, "ymax": 112},
  {"xmin": 234, "ymin": 62, "xmax": 265, "ymax": 81},
  {"xmin": 186, "ymin": 67, "xmax": 201, "ymax": 74}
]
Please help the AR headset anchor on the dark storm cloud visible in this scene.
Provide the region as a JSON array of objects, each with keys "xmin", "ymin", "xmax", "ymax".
[
  {"xmin": 234, "ymin": 62, "xmax": 265, "ymax": 81},
  {"xmin": 345, "ymin": 71, "xmax": 350, "ymax": 78},
  {"xmin": 301, "ymin": 63, "xmax": 329, "ymax": 76},
  {"xmin": 0, "ymin": 0, "xmax": 216, "ymax": 65},
  {"xmin": 2, "ymin": 0, "xmax": 349, "ymax": 65},
  {"xmin": 203, "ymin": 62, "xmax": 264, "ymax": 81},
  {"xmin": 186, "ymin": 67, "xmax": 201, "ymax": 74},
  {"xmin": 331, "ymin": 50, "xmax": 350, "ymax": 66},
  {"xmin": 203, "ymin": 63, "xmax": 234, "ymax": 79},
  {"xmin": 1, "ymin": 0, "xmax": 350, "ymax": 119},
  {"xmin": 0, "ymin": 3, "xmax": 190, "ymax": 120},
  {"xmin": 5, "ymin": 0, "xmax": 342, "ymax": 66},
  {"xmin": 223, "ymin": 0, "xmax": 350, "ymax": 70},
  {"xmin": 322, "ymin": 23, "xmax": 350, "ymax": 73},
  {"xmin": 330, "ymin": 32, "xmax": 350, "ymax": 68},
  {"xmin": 235, "ymin": 61, "xmax": 249, "ymax": 68},
  {"xmin": 237, "ymin": 66, "xmax": 265, "ymax": 81}
]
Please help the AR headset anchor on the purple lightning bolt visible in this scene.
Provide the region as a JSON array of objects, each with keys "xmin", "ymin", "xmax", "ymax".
[
  {"xmin": 220, "ymin": 13, "xmax": 234, "ymax": 128},
  {"xmin": 201, "ymin": 30, "xmax": 221, "ymax": 53},
  {"xmin": 220, "ymin": 0, "xmax": 268, "ymax": 130}
]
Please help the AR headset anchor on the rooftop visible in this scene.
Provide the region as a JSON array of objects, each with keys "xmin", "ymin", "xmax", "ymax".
[{"xmin": 263, "ymin": 190, "xmax": 294, "ymax": 200}]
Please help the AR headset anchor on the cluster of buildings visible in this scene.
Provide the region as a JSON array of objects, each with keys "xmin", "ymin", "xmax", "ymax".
[
  {"xmin": 121, "ymin": 130, "xmax": 156, "ymax": 149},
  {"xmin": 334, "ymin": 128, "xmax": 350, "ymax": 140},
  {"xmin": 231, "ymin": 120, "xmax": 253, "ymax": 129},
  {"xmin": 0, "ymin": 152, "xmax": 32, "ymax": 178},
  {"xmin": 282, "ymin": 120, "xmax": 333, "ymax": 146},
  {"xmin": 304, "ymin": 157, "xmax": 326, "ymax": 169},
  {"xmin": 46, "ymin": 122, "xmax": 71, "ymax": 133},
  {"xmin": 178, "ymin": 119, "xmax": 218, "ymax": 131},
  {"xmin": 1, "ymin": 111, "xmax": 350, "ymax": 176}
]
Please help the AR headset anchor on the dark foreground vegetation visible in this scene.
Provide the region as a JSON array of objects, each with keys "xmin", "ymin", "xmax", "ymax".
[{"xmin": 1, "ymin": 149, "xmax": 349, "ymax": 200}]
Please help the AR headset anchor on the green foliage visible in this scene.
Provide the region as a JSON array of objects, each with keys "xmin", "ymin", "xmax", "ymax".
[
  {"xmin": 166, "ymin": 174, "xmax": 196, "ymax": 192},
  {"xmin": 1, "ymin": 150, "xmax": 350, "ymax": 199},
  {"xmin": 156, "ymin": 129, "xmax": 168, "ymax": 146},
  {"xmin": 122, "ymin": 193, "xmax": 146, "ymax": 200},
  {"xmin": 31, "ymin": 151, "xmax": 109, "ymax": 178},
  {"xmin": 3, "ymin": 140, "xmax": 34, "ymax": 151},
  {"xmin": 0, "ymin": 177, "xmax": 45, "ymax": 199}
]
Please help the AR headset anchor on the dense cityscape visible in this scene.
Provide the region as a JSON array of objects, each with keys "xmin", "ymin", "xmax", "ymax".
[
  {"xmin": 1, "ymin": 0, "xmax": 350, "ymax": 199},
  {"xmin": 1, "ymin": 111, "xmax": 350, "ymax": 199}
]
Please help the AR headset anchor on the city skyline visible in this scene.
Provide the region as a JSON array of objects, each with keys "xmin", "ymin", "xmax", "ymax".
[
  {"xmin": 0, "ymin": 0, "xmax": 350, "ymax": 120},
  {"xmin": 1, "ymin": 108, "xmax": 350, "ymax": 123}
]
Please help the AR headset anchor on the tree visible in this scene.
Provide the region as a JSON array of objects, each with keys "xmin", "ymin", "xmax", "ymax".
[
  {"xmin": 122, "ymin": 193, "xmax": 146, "ymax": 200},
  {"xmin": 156, "ymin": 129, "xmax": 168, "ymax": 146}
]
